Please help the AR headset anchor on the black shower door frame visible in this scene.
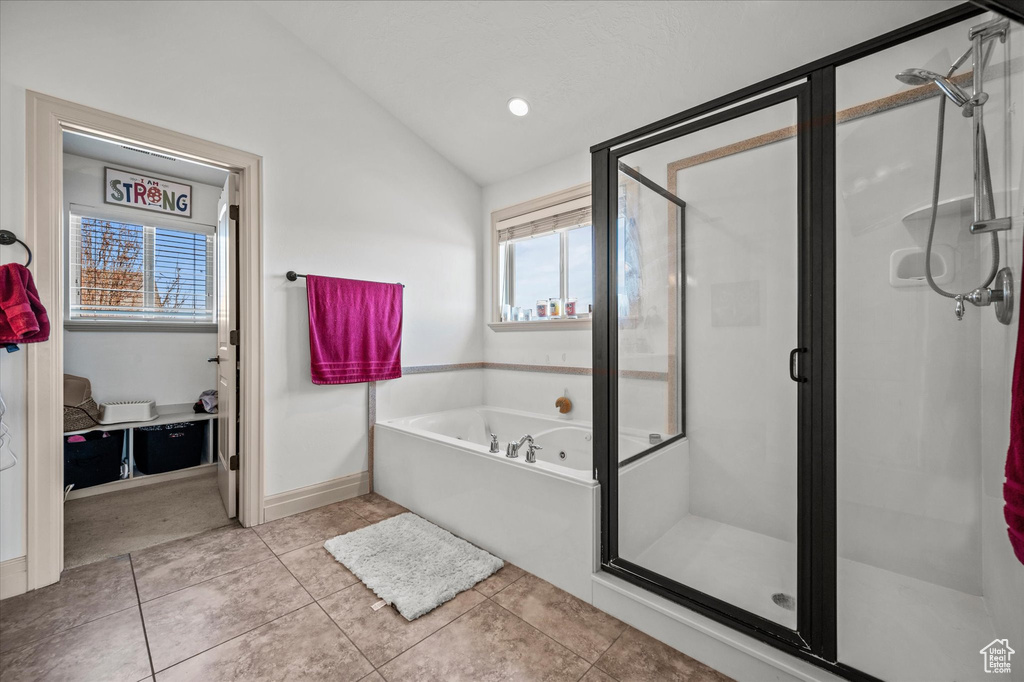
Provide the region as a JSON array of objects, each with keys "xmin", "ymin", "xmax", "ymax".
[{"xmin": 590, "ymin": 2, "xmax": 1020, "ymax": 681}]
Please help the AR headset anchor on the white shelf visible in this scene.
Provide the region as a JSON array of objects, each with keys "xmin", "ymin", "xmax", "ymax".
[
  {"xmin": 64, "ymin": 402, "xmax": 215, "ymax": 436},
  {"xmin": 65, "ymin": 463, "xmax": 216, "ymax": 501},
  {"xmin": 63, "ymin": 403, "xmax": 219, "ymax": 498}
]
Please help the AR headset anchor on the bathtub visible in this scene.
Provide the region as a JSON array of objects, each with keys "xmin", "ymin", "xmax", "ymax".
[{"xmin": 374, "ymin": 406, "xmax": 600, "ymax": 600}]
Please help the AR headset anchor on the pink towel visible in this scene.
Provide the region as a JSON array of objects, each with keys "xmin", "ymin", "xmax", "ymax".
[
  {"xmin": 306, "ymin": 275, "xmax": 403, "ymax": 385},
  {"xmin": 0, "ymin": 263, "xmax": 49, "ymax": 344},
  {"xmin": 1006, "ymin": 241, "xmax": 1024, "ymax": 565}
]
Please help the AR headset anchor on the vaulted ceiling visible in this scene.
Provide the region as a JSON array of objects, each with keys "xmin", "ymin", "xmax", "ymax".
[{"xmin": 256, "ymin": 0, "xmax": 957, "ymax": 185}]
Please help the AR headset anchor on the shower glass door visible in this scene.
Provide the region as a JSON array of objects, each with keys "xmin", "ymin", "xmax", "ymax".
[{"xmin": 599, "ymin": 83, "xmax": 811, "ymax": 639}]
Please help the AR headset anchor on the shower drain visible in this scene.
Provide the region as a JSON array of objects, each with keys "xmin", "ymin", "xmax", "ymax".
[{"xmin": 771, "ymin": 592, "xmax": 796, "ymax": 611}]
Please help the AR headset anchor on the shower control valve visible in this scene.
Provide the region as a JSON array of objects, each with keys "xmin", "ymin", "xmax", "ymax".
[{"xmin": 964, "ymin": 286, "xmax": 1003, "ymax": 308}]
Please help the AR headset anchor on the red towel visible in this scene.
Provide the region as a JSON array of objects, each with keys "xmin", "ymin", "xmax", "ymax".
[
  {"xmin": 1006, "ymin": 248, "xmax": 1024, "ymax": 565},
  {"xmin": 0, "ymin": 263, "xmax": 49, "ymax": 344},
  {"xmin": 306, "ymin": 275, "xmax": 402, "ymax": 385}
]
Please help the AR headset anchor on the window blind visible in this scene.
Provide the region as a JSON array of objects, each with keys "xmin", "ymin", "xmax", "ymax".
[
  {"xmin": 69, "ymin": 214, "xmax": 214, "ymax": 323},
  {"xmin": 496, "ymin": 196, "xmax": 592, "ymax": 243}
]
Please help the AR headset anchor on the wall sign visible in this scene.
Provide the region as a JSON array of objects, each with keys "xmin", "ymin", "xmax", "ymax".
[{"xmin": 104, "ymin": 167, "xmax": 192, "ymax": 218}]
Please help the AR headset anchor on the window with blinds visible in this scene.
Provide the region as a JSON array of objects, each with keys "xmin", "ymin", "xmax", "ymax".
[
  {"xmin": 69, "ymin": 213, "xmax": 215, "ymax": 324},
  {"xmin": 495, "ymin": 193, "xmax": 593, "ymax": 322}
]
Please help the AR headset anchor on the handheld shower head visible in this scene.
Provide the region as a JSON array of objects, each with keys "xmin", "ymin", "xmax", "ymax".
[{"xmin": 895, "ymin": 68, "xmax": 971, "ymax": 108}]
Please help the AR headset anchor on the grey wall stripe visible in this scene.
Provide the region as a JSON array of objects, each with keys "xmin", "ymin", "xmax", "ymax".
[{"xmin": 399, "ymin": 361, "xmax": 667, "ymax": 381}]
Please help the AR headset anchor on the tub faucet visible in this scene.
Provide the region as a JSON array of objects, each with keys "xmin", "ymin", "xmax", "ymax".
[
  {"xmin": 507, "ymin": 434, "xmax": 533, "ymax": 459},
  {"xmin": 525, "ymin": 442, "xmax": 543, "ymax": 464},
  {"xmin": 489, "ymin": 433, "xmax": 500, "ymax": 453}
]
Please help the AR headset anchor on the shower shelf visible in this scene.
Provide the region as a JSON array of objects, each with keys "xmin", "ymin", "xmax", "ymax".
[{"xmin": 902, "ymin": 192, "xmax": 1008, "ymax": 226}]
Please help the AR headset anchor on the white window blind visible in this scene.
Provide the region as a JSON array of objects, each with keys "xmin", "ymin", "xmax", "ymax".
[
  {"xmin": 496, "ymin": 196, "xmax": 592, "ymax": 243},
  {"xmin": 69, "ymin": 213, "xmax": 214, "ymax": 323}
]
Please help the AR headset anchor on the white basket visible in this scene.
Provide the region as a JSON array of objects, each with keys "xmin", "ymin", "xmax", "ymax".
[{"xmin": 99, "ymin": 400, "xmax": 157, "ymax": 424}]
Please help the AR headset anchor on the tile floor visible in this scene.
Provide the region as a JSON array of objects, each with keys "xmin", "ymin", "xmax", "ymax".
[{"xmin": 0, "ymin": 493, "xmax": 734, "ymax": 682}]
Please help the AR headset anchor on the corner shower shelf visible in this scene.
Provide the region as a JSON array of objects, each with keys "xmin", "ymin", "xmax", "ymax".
[{"xmin": 902, "ymin": 192, "xmax": 1007, "ymax": 226}]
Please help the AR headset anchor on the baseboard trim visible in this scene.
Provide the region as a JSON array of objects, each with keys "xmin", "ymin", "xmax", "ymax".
[
  {"xmin": 1, "ymin": 556, "xmax": 28, "ymax": 600},
  {"xmin": 262, "ymin": 471, "xmax": 369, "ymax": 523}
]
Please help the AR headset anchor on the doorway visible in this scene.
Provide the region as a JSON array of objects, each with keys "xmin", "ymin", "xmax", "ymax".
[
  {"xmin": 22, "ymin": 92, "xmax": 264, "ymax": 590},
  {"xmin": 59, "ymin": 131, "xmax": 240, "ymax": 568}
]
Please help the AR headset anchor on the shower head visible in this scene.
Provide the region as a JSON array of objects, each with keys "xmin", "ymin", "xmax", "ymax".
[{"xmin": 895, "ymin": 68, "xmax": 971, "ymax": 108}]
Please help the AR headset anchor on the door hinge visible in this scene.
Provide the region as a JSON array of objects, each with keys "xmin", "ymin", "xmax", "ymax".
[
  {"xmin": 229, "ymin": 454, "xmax": 239, "ymax": 471},
  {"xmin": 229, "ymin": 204, "xmax": 239, "ymax": 222},
  {"xmin": 229, "ymin": 329, "xmax": 239, "ymax": 346}
]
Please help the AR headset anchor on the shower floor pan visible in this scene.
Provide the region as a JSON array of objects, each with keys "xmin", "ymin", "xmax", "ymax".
[{"xmin": 631, "ymin": 514, "xmax": 994, "ymax": 681}]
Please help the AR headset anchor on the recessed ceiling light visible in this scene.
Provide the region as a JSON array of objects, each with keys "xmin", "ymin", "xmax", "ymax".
[{"xmin": 507, "ymin": 97, "xmax": 530, "ymax": 117}]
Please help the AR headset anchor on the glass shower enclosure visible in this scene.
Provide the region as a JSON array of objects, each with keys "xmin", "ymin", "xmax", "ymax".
[{"xmin": 591, "ymin": 4, "xmax": 1022, "ymax": 681}]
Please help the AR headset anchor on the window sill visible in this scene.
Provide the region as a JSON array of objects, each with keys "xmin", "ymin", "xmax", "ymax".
[
  {"xmin": 64, "ymin": 321, "xmax": 217, "ymax": 333},
  {"xmin": 488, "ymin": 318, "xmax": 592, "ymax": 332}
]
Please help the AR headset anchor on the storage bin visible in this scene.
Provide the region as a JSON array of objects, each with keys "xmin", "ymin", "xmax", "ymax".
[
  {"xmin": 64, "ymin": 431, "xmax": 124, "ymax": 490},
  {"xmin": 133, "ymin": 421, "xmax": 205, "ymax": 475}
]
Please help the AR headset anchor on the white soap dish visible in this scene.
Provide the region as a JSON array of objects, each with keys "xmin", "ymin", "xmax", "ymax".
[{"xmin": 99, "ymin": 400, "xmax": 157, "ymax": 424}]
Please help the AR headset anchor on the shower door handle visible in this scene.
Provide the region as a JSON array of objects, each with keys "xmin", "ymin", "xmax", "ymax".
[{"xmin": 789, "ymin": 348, "xmax": 807, "ymax": 383}]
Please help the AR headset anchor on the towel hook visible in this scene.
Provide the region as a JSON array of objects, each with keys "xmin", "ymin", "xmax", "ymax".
[{"xmin": 0, "ymin": 230, "xmax": 32, "ymax": 267}]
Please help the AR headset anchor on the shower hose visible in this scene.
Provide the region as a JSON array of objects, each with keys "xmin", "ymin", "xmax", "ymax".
[{"xmin": 923, "ymin": 75, "xmax": 1000, "ymax": 303}]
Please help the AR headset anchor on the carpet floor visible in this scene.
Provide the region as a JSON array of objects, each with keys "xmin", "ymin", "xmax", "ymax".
[{"xmin": 64, "ymin": 472, "xmax": 235, "ymax": 569}]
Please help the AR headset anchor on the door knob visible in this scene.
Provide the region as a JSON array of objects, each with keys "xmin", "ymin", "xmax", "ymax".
[{"xmin": 208, "ymin": 356, "xmax": 221, "ymax": 364}]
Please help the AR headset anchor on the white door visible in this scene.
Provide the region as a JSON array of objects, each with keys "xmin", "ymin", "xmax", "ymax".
[{"xmin": 215, "ymin": 173, "xmax": 238, "ymax": 518}]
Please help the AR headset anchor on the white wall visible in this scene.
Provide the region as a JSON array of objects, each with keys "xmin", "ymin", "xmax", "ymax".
[
  {"xmin": 0, "ymin": 0, "xmax": 481, "ymax": 561},
  {"xmin": 62, "ymin": 153, "xmax": 220, "ymax": 406},
  {"xmin": 480, "ymin": 152, "xmax": 594, "ymax": 422}
]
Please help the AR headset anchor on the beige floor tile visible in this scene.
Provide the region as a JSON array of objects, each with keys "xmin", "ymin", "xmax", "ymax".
[
  {"xmin": 155, "ymin": 604, "xmax": 372, "ymax": 682},
  {"xmin": 473, "ymin": 562, "xmax": 525, "ymax": 597},
  {"xmin": 142, "ymin": 557, "xmax": 312, "ymax": 671},
  {"xmin": 0, "ymin": 606, "xmax": 150, "ymax": 682},
  {"xmin": 359, "ymin": 673, "xmax": 385, "ymax": 682},
  {"xmin": 338, "ymin": 493, "xmax": 409, "ymax": 523},
  {"xmin": 132, "ymin": 526, "xmax": 274, "ymax": 602},
  {"xmin": 254, "ymin": 502, "xmax": 369, "ymax": 554},
  {"xmin": 319, "ymin": 582, "xmax": 485, "ymax": 667},
  {"xmin": 279, "ymin": 541, "xmax": 360, "ymax": 599},
  {"xmin": 379, "ymin": 599, "xmax": 590, "ymax": 681},
  {"xmin": 594, "ymin": 627, "xmax": 735, "ymax": 682},
  {"xmin": 492, "ymin": 573, "xmax": 626, "ymax": 662},
  {"xmin": 0, "ymin": 555, "xmax": 137, "ymax": 653},
  {"xmin": 581, "ymin": 667, "xmax": 618, "ymax": 682}
]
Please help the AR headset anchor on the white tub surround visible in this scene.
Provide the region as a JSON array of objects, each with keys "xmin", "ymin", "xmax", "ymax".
[{"xmin": 374, "ymin": 407, "xmax": 598, "ymax": 601}]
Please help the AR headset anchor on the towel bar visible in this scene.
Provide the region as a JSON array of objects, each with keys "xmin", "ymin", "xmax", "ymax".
[{"xmin": 286, "ymin": 271, "xmax": 404, "ymax": 287}]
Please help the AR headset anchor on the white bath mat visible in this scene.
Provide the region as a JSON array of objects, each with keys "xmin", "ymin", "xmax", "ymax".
[{"xmin": 324, "ymin": 512, "xmax": 503, "ymax": 620}]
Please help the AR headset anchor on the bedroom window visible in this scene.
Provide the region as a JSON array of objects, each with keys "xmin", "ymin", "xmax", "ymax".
[{"xmin": 68, "ymin": 213, "xmax": 214, "ymax": 326}]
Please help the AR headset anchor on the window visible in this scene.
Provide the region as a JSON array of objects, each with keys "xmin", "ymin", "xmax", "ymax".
[
  {"xmin": 69, "ymin": 213, "xmax": 214, "ymax": 325},
  {"xmin": 493, "ymin": 188, "xmax": 593, "ymax": 326}
]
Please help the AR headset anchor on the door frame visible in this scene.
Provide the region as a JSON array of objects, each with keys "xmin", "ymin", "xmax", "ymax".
[
  {"xmin": 595, "ymin": 79, "xmax": 815, "ymax": 649},
  {"xmin": 23, "ymin": 91, "xmax": 265, "ymax": 589}
]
